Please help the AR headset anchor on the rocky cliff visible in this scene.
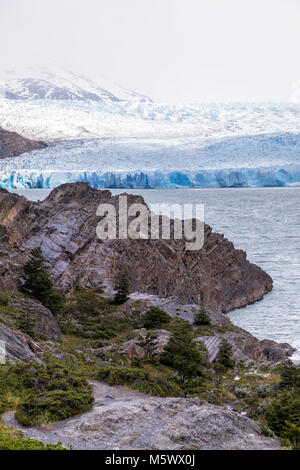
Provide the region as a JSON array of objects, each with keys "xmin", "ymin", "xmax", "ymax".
[
  {"xmin": 0, "ymin": 182, "xmax": 272, "ymax": 315},
  {"xmin": 0, "ymin": 127, "xmax": 46, "ymax": 159}
]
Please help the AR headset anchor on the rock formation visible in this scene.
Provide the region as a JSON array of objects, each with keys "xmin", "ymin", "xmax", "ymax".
[
  {"xmin": 0, "ymin": 126, "xmax": 46, "ymax": 159},
  {"xmin": 0, "ymin": 295, "xmax": 60, "ymax": 362},
  {"xmin": 100, "ymin": 295, "xmax": 295, "ymax": 365},
  {"xmin": 0, "ymin": 182, "xmax": 272, "ymax": 314}
]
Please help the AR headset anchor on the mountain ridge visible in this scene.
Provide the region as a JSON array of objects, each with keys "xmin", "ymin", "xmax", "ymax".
[{"xmin": 0, "ymin": 67, "xmax": 152, "ymax": 103}]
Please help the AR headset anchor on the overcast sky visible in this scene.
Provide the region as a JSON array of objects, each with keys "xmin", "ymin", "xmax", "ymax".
[{"xmin": 1, "ymin": 0, "xmax": 300, "ymax": 102}]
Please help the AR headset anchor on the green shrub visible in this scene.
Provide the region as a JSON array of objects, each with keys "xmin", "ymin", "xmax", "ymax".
[
  {"xmin": 95, "ymin": 365, "xmax": 183, "ymax": 397},
  {"xmin": 0, "ymin": 292, "xmax": 9, "ymax": 306},
  {"xmin": 0, "ymin": 423, "xmax": 66, "ymax": 450},
  {"xmin": 264, "ymin": 362, "xmax": 300, "ymax": 449},
  {"xmin": 278, "ymin": 360, "xmax": 300, "ymax": 390},
  {"xmin": 96, "ymin": 365, "xmax": 148, "ymax": 385},
  {"xmin": 194, "ymin": 308, "xmax": 211, "ymax": 326},
  {"xmin": 16, "ymin": 389, "xmax": 93, "ymax": 426},
  {"xmin": 0, "ymin": 357, "xmax": 94, "ymax": 426},
  {"xmin": 0, "ymin": 438, "xmax": 66, "ymax": 450},
  {"xmin": 143, "ymin": 306, "xmax": 171, "ymax": 329},
  {"xmin": 59, "ymin": 287, "xmax": 133, "ymax": 339},
  {"xmin": 266, "ymin": 391, "xmax": 300, "ymax": 449}
]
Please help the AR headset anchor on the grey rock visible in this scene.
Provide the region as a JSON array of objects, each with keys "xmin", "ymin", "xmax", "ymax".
[
  {"xmin": 9, "ymin": 296, "xmax": 61, "ymax": 341},
  {"xmin": 0, "ymin": 322, "xmax": 41, "ymax": 363},
  {"xmin": 3, "ymin": 381, "xmax": 280, "ymax": 450}
]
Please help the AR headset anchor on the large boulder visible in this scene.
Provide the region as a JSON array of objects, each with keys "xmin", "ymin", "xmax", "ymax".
[
  {"xmin": 0, "ymin": 322, "xmax": 42, "ymax": 363},
  {"xmin": 0, "ymin": 294, "xmax": 60, "ymax": 363},
  {"xmin": 8, "ymin": 296, "xmax": 61, "ymax": 341}
]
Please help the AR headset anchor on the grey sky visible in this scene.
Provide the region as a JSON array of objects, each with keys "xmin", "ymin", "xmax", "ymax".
[{"xmin": 1, "ymin": 0, "xmax": 299, "ymax": 102}]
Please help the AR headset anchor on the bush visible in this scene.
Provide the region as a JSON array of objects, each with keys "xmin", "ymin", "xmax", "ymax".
[
  {"xmin": 0, "ymin": 357, "xmax": 94, "ymax": 426},
  {"xmin": 266, "ymin": 391, "xmax": 300, "ymax": 449},
  {"xmin": 143, "ymin": 306, "xmax": 171, "ymax": 329},
  {"xmin": 96, "ymin": 365, "xmax": 148, "ymax": 385},
  {"xmin": 59, "ymin": 287, "xmax": 133, "ymax": 339},
  {"xmin": 16, "ymin": 389, "xmax": 93, "ymax": 426},
  {"xmin": 194, "ymin": 308, "xmax": 211, "ymax": 326},
  {"xmin": 0, "ymin": 437, "xmax": 66, "ymax": 450},
  {"xmin": 264, "ymin": 361, "xmax": 300, "ymax": 449},
  {"xmin": 0, "ymin": 424, "xmax": 66, "ymax": 450},
  {"xmin": 278, "ymin": 360, "xmax": 300, "ymax": 390},
  {"xmin": 95, "ymin": 365, "xmax": 183, "ymax": 397},
  {"xmin": 0, "ymin": 292, "xmax": 9, "ymax": 306}
]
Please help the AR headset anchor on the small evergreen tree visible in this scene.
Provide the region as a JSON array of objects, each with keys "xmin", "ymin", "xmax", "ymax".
[
  {"xmin": 266, "ymin": 392, "xmax": 300, "ymax": 449},
  {"xmin": 214, "ymin": 340, "xmax": 235, "ymax": 372},
  {"xmin": 265, "ymin": 362, "xmax": 300, "ymax": 449},
  {"xmin": 143, "ymin": 306, "xmax": 171, "ymax": 329},
  {"xmin": 194, "ymin": 308, "xmax": 211, "ymax": 326},
  {"xmin": 113, "ymin": 273, "xmax": 130, "ymax": 305},
  {"xmin": 160, "ymin": 321, "xmax": 204, "ymax": 386},
  {"xmin": 279, "ymin": 360, "xmax": 300, "ymax": 391},
  {"xmin": 22, "ymin": 248, "xmax": 64, "ymax": 314}
]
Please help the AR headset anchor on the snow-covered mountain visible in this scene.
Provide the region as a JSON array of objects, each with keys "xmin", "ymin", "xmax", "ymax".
[{"xmin": 0, "ymin": 67, "xmax": 152, "ymax": 102}]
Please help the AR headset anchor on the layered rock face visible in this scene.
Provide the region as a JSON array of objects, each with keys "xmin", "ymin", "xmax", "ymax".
[
  {"xmin": 0, "ymin": 295, "xmax": 60, "ymax": 363},
  {"xmin": 0, "ymin": 183, "xmax": 272, "ymax": 315},
  {"xmin": 0, "ymin": 127, "xmax": 46, "ymax": 159}
]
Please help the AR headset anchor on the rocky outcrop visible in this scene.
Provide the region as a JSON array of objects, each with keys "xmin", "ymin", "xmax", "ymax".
[
  {"xmin": 8, "ymin": 296, "xmax": 61, "ymax": 341},
  {"xmin": 100, "ymin": 295, "xmax": 295, "ymax": 365},
  {"xmin": 0, "ymin": 295, "xmax": 60, "ymax": 363},
  {"xmin": 0, "ymin": 322, "xmax": 42, "ymax": 363},
  {"xmin": 198, "ymin": 330, "xmax": 296, "ymax": 366},
  {"xmin": 2, "ymin": 381, "xmax": 280, "ymax": 450},
  {"xmin": 0, "ymin": 126, "xmax": 46, "ymax": 159},
  {"xmin": 0, "ymin": 183, "xmax": 272, "ymax": 314}
]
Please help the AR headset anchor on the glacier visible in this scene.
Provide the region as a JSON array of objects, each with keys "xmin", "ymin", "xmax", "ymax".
[{"xmin": 0, "ymin": 99, "xmax": 300, "ymax": 189}]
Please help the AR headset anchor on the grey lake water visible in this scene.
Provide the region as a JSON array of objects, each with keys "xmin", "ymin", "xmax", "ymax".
[{"xmin": 12, "ymin": 187, "xmax": 300, "ymax": 359}]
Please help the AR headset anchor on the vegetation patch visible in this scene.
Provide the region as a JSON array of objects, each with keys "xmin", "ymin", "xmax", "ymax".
[
  {"xmin": 0, "ymin": 355, "xmax": 93, "ymax": 427},
  {"xmin": 143, "ymin": 306, "xmax": 171, "ymax": 330}
]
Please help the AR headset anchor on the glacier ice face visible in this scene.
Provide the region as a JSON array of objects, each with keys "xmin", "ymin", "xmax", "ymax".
[
  {"xmin": 0, "ymin": 166, "xmax": 299, "ymax": 190},
  {"xmin": 0, "ymin": 100, "xmax": 299, "ymax": 189}
]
